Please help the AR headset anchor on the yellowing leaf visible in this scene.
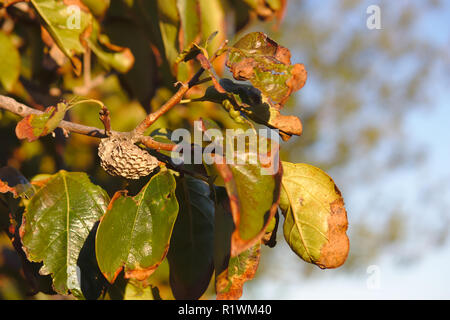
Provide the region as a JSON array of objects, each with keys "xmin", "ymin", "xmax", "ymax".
[
  {"xmin": 279, "ymin": 162, "xmax": 349, "ymax": 269},
  {"xmin": 15, "ymin": 102, "xmax": 69, "ymax": 142},
  {"xmin": 216, "ymin": 243, "xmax": 260, "ymax": 300}
]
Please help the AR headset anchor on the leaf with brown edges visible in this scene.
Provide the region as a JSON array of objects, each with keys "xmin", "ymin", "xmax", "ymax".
[
  {"xmin": 200, "ymin": 119, "xmax": 282, "ymax": 257},
  {"xmin": 226, "ymin": 32, "xmax": 307, "ymax": 106},
  {"xmin": 279, "ymin": 162, "xmax": 349, "ymax": 269},
  {"xmin": 15, "ymin": 102, "xmax": 69, "ymax": 142},
  {"xmin": 95, "ymin": 169, "xmax": 179, "ymax": 283}
]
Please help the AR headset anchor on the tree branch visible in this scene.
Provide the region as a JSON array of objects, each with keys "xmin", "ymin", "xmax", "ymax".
[{"xmin": 0, "ymin": 94, "xmax": 109, "ymax": 138}]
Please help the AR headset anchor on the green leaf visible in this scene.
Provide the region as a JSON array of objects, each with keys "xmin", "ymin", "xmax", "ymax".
[
  {"xmin": 279, "ymin": 162, "xmax": 350, "ymax": 269},
  {"xmin": 30, "ymin": 0, "xmax": 91, "ymax": 74},
  {"xmin": 167, "ymin": 176, "xmax": 214, "ymax": 300},
  {"xmin": 176, "ymin": 0, "xmax": 200, "ymax": 49},
  {"xmin": 95, "ymin": 169, "xmax": 179, "ymax": 283},
  {"xmin": 31, "ymin": 0, "xmax": 134, "ymax": 74},
  {"xmin": 200, "ymin": 119, "xmax": 282, "ymax": 256},
  {"xmin": 213, "ymin": 187, "xmax": 259, "ymax": 300},
  {"xmin": 19, "ymin": 171, "xmax": 110, "ymax": 297},
  {"xmin": 0, "ymin": 31, "xmax": 20, "ymax": 92},
  {"xmin": 198, "ymin": 0, "xmax": 226, "ymax": 58},
  {"xmin": 227, "ymin": 32, "xmax": 307, "ymax": 105},
  {"xmin": 216, "ymin": 243, "xmax": 260, "ymax": 300},
  {"xmin": 15, "ymin": 102, "xmax": 69, "ymax": 142}
]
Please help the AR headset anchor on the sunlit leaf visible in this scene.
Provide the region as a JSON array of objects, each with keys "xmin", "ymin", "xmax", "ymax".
[
  {"xmin": 157, "ymin": 0, "xmax": 180, "ymax": 74},
  {"xmin": 81, "ymin": 0, "xmax": 110, "ymax": 16},
  {"xmin": 15, "ymin": 102, "xmax": 69, "ymax": 142},
  {"xmin": 227, "ymin": 32, "xmax": 307, "ymax": 105},
  {"xmin": 19, "ymin": 170, "xmax": 110, "ymax": 298},
  {"xmin": 198, "ymin": 0, "xmax": 226, "ymax": 72},
  {"xmin": 216, "ymin": 243, "xmax": 260, "ymax": 300},
  {"xmin": 30, "ymin": 0, "xmax": 92, "ymax": 74},
  {"xmin": 95, "ymin": 169, "xmax": 179, "ymax": 283},
  {"xmin": 279, "ymin": 162, "xmax": 349, "ymax": 269},
  {"xmin": 85, "ymin": 19, "xmax": 135, "ymax": 73},
  {"xmin": 104, "ymin": 19, "xmax": 157, "ymax": 106},
  {"xmin": 31, "ymin": 0, "xmax": 134, "ymax": 74},
  {"xmin": 200, "ymin": 119, "xmax": 282, "ymax": 256}
]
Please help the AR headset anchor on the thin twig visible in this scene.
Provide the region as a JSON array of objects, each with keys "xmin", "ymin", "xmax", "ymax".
[
  {"xmin": 133, "ymin": 65, "xmax": 206, "ymax": 135},
  {"xmin": 0, "ymin": 94, "xmax": 180, "ymax": 153},
  {"xmin": 0, "ymin": 94, "xmax": 108, "ymax": 138},
  {"xmin": 133, "ymin": 40, "xmax": 229, "ymax": 136}
]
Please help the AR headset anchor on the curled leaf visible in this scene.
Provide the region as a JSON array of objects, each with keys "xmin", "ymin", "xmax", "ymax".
[
  {"xmin": 31, "ymin": 0, "xmax": 134, "ymax": 74},
  {"xmin": 15, "ymin": 102, "xmax": 69, "ymax": 142},
  {"xmin": 201, "ymin": 79, "xmax": 303, "ymax": 139},
  {"xmin": 226, "ymin": 32, "xmax": 307, "ymax": 105},
  {"xmin": 200, "ymin": 119, "xmax": 282, "ymax": 256}
]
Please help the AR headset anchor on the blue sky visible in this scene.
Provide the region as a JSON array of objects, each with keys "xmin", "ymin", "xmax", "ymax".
[{"xmin": 242, "ymin": 0, "xmax": 450, "ymax": 299}]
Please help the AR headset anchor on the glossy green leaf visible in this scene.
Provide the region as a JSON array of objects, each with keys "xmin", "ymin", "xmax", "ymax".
[
  {"xmin": 167, "ymin": 176, "xmax": 214, "ymax": 300},
  {"xmin": 200, "ymin": 119, "xmax": 282, "ymax": 256},
  {"xmin": 227, "ymin": 32, "xmax": 307, "ymax": 105},
  {"xmin": 0, "ymin": 31, "xmax": 20, "ymax": 92},
  {"xmin": 19, "ymin": 171, "xmax": 110, "ymax": 297},
  {"xmin": 95, "ymin": 169, "xmax": 179, "ymax": 283},
  {"xmin": 279, "ymin": 162, "xmax": 350, "ymax": 269},
  {"xmin": 15, "ymin": 102, "xmax": 69, "ymax": 142}
]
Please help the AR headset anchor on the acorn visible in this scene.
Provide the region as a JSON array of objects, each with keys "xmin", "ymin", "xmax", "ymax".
[{"xmin": 98, "ymin": 135, "xmax": 159, "ymax": 179}]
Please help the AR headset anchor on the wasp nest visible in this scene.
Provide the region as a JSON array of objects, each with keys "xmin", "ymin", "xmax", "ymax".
[{"xmin": 98, "ymin": 135, "xmax": 159, "ymax": 179}]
